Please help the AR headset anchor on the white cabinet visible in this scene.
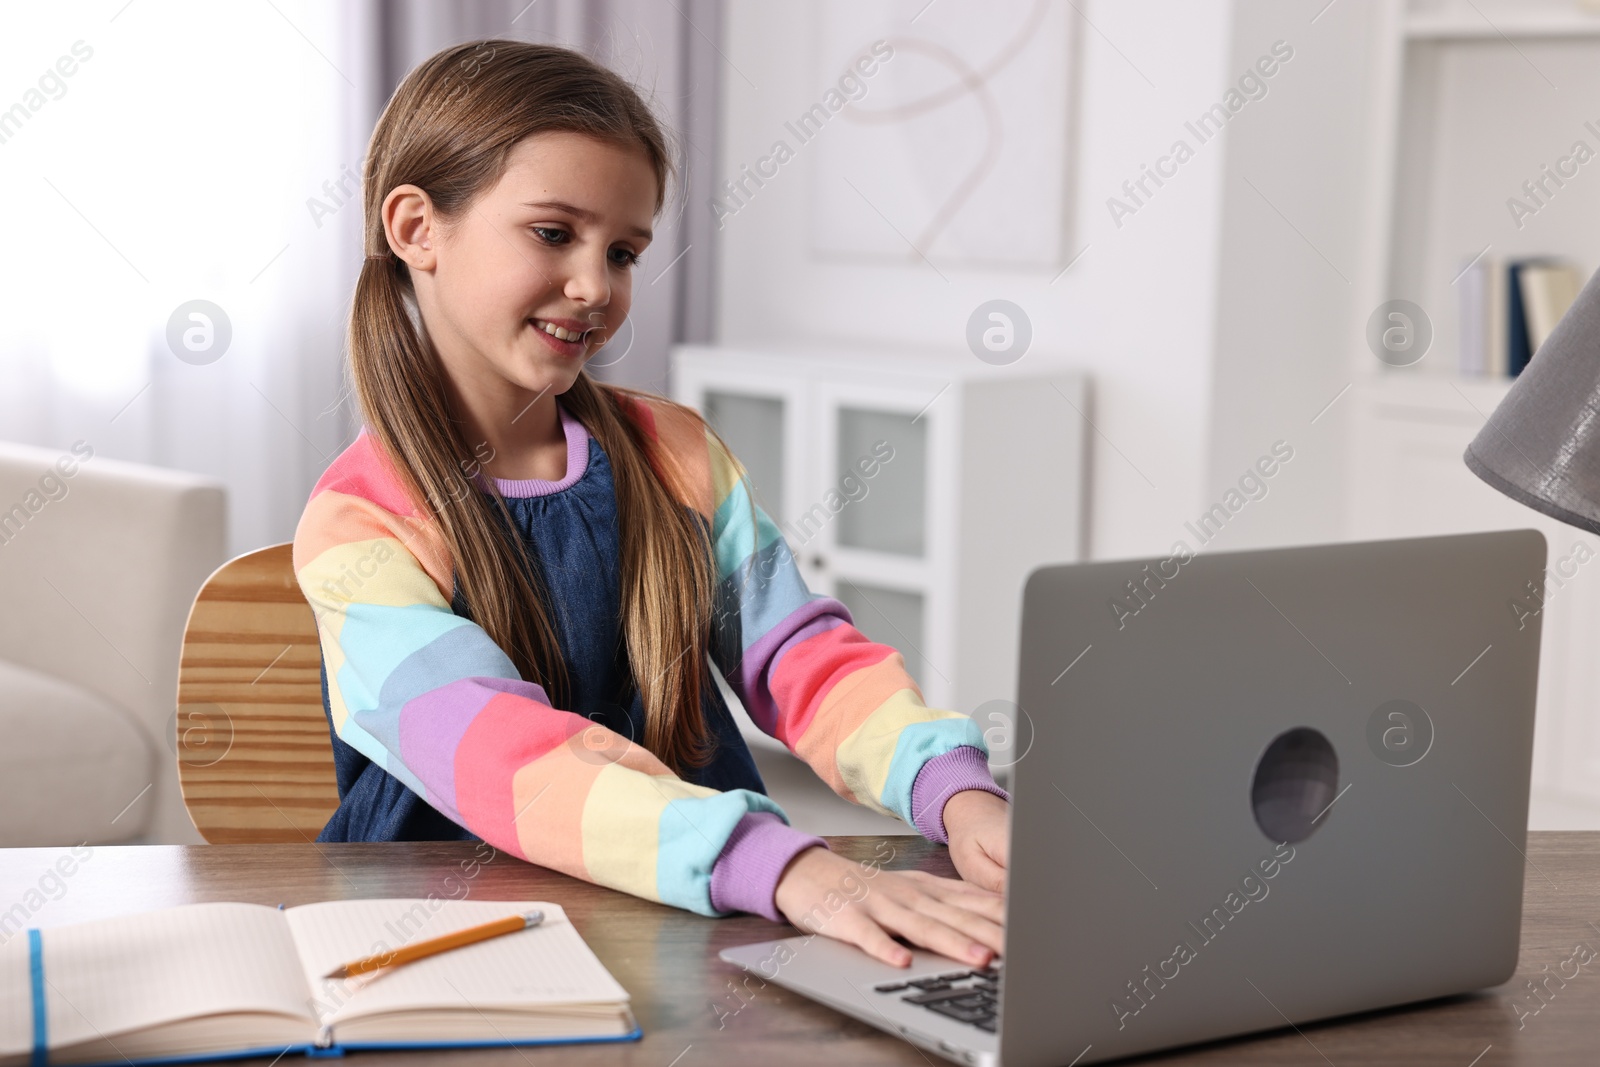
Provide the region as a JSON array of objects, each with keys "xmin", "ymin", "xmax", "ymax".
[
  {"xmin": 672, "ymin": 344, "xmax": 1089, "ymax": 732},
  {"xmin": 1348, "ymin": 374, "xmax": 1600, "ymax": 823}
]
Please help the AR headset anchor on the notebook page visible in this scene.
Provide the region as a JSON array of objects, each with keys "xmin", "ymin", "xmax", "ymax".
[
  {"xmin": 0, "ymin": 938, "xmax": 34, "ymax": 1062},
  {"xmin": 0, "ymin": 902, "xmax": 315, "ymax": 1057},
  {"xmin": 284, "ymin": 899, "xmax": 628, "ymax": 1028}
]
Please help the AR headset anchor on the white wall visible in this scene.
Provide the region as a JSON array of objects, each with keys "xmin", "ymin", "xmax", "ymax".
[
  {"xmin": 712, "ymin": 0, "xmax": 1238, "ymax": 562},
  {"xmin": 1200, "ymin": 0, "xmax": 1384, "ymax": 553}
]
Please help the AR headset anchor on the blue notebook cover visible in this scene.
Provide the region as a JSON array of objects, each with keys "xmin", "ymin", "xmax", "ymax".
[{"xmin": 17, "ymin": 1033, "xmax": 644, "ymax": 1067}]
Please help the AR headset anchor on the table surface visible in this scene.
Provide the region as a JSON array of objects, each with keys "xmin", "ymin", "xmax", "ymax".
[{"xmin": 2, "ymin": 833, "xmax": 1597, "ymax": 1066}]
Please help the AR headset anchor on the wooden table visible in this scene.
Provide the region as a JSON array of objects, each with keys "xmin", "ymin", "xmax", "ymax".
[{"xmin": 2, "ymin": 833, "xmax": 1597, "ymax": 1065}]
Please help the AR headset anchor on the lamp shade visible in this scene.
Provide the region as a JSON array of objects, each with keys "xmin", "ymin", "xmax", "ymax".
[{"xmin": 1464, "ymin": 265, "xmax": 1600, "ymax": 535}]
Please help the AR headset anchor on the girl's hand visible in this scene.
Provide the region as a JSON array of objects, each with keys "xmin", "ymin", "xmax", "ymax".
[
  {"xmin": 943, "ymin": 789, "xmax": 1010, "ymax": 893},
  {"xmin": 771, "ymin": 846, "xmax": 1004, "ymax": 968}
]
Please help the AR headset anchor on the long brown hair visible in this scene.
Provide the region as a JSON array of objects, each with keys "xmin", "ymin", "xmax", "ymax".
[{"xmin": 347, "ymin": 40, "xmax": 718, "ymax": 774}]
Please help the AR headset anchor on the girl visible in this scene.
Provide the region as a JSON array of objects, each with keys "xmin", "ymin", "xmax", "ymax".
[{"xmin": 293, "ymin": 39, "xmax": 1011, "ymax": 970}]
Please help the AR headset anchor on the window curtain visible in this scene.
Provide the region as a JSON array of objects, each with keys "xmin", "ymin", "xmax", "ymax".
[{"xmin": 0, "ymin": 0, "xmax": 721, "ymax": 559}]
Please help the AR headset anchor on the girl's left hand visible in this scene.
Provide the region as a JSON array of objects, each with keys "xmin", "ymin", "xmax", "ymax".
[{"xmin": 943, "ymin": 790, "xmax": 1010, "ymax": 893}]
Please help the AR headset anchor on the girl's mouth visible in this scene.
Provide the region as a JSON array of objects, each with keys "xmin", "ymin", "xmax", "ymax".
[{"xmin": 528, "ymin": 317, "xmax": 591, "ymax": 357}]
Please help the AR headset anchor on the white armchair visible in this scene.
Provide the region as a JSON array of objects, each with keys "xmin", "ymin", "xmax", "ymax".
[{"xmin": 0, "ymin": 440, "xmax": 226, "ymax": 846}]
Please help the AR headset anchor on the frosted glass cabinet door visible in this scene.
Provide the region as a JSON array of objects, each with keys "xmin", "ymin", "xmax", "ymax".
[
  {"xmin": 703, "ymin": 390, "xmax": 786, "ymax": 523},
  {"xmin": 835, "ymin": 407, "xmax": 927, "ymax": 557}
]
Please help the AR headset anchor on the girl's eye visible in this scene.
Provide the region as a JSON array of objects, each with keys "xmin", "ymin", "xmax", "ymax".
[{"xmin": 531, "ymin": 227, "xmax": 638, "ymax": 268}]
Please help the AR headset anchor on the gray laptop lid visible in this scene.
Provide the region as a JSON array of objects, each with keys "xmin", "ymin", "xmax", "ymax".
[{"xmin": 999, "ymin": 529, "xmax": 1544, "ymax": 1067}]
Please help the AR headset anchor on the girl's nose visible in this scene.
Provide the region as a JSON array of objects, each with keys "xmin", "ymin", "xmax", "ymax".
[{"xmin": 563, "ymin": 252, "xmax": 611, "ymax": 309}]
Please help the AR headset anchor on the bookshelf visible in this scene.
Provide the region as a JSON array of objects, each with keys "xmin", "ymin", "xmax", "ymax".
[
  {"xmin": 1362, "ymin": 2, "xmax": 1600, "ymax": 386},
  {"xmin": 1347, "ymin": 0, "xmax": 1600, "ymax": 823}
]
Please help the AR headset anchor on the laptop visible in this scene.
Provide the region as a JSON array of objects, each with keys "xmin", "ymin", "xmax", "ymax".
[{"xmin": 721, "ymin": 529, "xmax": 1545, "ymax": 1066}]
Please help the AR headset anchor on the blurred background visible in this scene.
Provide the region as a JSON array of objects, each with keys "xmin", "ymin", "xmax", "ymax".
[{"xmin": 4, "ymin": 0, "xmax": 1600, "ymax": 853}]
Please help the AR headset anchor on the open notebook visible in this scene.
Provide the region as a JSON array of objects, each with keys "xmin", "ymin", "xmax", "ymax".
[{"xmin": 0, "ymin": 898, "xmax": 637, "ymax": 1066}]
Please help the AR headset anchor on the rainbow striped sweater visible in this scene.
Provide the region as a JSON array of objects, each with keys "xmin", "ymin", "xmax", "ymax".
[{"xmin": 292, "ymin": 393, "xmax": 1006, "ymax": 920}]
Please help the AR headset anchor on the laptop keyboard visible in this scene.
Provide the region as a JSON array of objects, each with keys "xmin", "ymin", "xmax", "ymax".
[{"xmin": 873, "ymin": 963, "xmax": 1001, "ymax": 1032}]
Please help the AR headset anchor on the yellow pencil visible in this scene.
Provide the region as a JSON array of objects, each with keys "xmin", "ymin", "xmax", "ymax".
[{"xmin": 322, "ymin": 910, "xmax": 545, "ymax": 980}]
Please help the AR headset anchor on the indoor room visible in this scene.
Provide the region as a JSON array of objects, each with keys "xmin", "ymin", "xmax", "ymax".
[{"xmin": 2, "ymin": 1, "xmax": 1598, "ymax": 1064}]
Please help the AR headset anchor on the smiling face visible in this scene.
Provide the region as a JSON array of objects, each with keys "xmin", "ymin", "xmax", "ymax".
[{"xmin": 386, "ymin": 130, "xmax": 658, "ymax": 437}]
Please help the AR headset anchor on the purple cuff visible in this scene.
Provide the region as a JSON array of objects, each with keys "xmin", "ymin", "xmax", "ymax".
[
  {"xmin": 910, "ymin": 746, "xmax": 1011, "ymax": 844},
  {"xmin": 709, "ymin": 811, "xmax": 828, "ymax": 921}
]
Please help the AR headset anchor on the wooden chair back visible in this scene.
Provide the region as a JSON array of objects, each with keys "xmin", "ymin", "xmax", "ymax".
[{"xmin": 175, "ymin": 543, "xmax": 340, "ymax": 843}]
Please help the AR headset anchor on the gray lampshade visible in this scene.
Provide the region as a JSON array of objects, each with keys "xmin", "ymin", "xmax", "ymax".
[{"xmin": 1464, "ymin": 265, "xmax": 1600, "ymax": 535}]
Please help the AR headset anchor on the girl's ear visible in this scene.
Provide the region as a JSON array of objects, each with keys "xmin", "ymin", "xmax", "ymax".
[{"xmin": 382, "ymin": 183, "xmax": 439, "ymax": 270}]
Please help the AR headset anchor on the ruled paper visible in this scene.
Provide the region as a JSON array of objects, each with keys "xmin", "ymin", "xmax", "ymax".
[
  {"xmin": 0, "ymin": 935, "xmax": 34, "ymax": 1061},
  {"xmin": 0, "ymin": 902, "xmax": 314, "ymax": 1057},
  {"xmin": 284, "ymin": 899, "xmax": 629, "ymax": 1028}
]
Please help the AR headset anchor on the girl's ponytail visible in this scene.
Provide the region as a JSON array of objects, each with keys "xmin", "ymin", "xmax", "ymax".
[
  {"xmin": 349, "ymin": 246, "xmax": 570, "ymax": 717},
  {"xmin": 561, "ymin": 374, "xmax": 718, "ymax": 773}
]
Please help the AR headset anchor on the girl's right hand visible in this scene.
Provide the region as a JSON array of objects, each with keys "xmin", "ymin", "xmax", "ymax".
[{"xmin": 771, "ymin": 846, "xmax": 1005, "ymax": 968}]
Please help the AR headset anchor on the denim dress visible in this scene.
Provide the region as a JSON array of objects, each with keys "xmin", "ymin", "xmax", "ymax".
[{"xmin": 315, "ymin": 427, "xmax": 767, "ymax": 843}]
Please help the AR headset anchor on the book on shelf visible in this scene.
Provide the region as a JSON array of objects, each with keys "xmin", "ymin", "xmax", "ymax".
[
  {"xmin": 1520, "ymin": 260, "xmax": 1584, "ymax": 354},
  {"xmin": 1455, "ymin": 253, "xmax": 1488, "ymax": 377},
  {"xmin": 1455, "ymin": 255, "xmax": 1583, "ymax": 379},
  {"xmin": 0, "ymin": 898, "xmax": 638, "ymax": 1066},
  {"xmin": 1507, "ymin": 259, "xmax": 1535, "ymax": 377}
]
